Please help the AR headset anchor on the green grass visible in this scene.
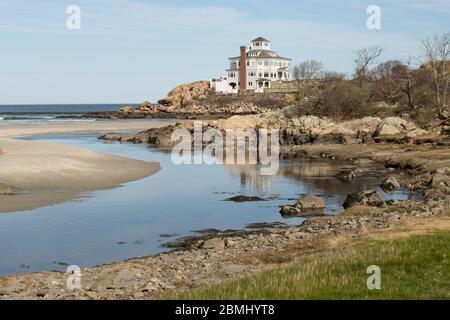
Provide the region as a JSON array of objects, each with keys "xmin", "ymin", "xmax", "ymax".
[{"xmin": 173, "ymin": 232, "xmax": 450, "ymax": 300}]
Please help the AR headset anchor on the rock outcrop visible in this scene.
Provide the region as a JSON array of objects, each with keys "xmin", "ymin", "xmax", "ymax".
[
  {"xmin": 374, "ymin": 117, "xmax": 417, "ymax": 137},
  {"xmin": 158, "ymin": 81, "xmax": 211, "ymax": 111},
  {"xmin": 100, "ymin": 125, "xmax": 179, "ymax": 148},
  {"xmin": 343, "ymin": 190, "xmax": 385, "ymax": 209},
  {"xmin": 100, "ymin": 104, "xmax": 430, "ymax": 149}
]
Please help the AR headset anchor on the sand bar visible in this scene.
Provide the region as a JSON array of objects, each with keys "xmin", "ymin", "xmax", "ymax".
[
  {"xmin": 0, "ymin": 119, "xmax": 174, "ymax": 138},
  {"xmin": 0, "ymin": 120, "xmax": 172, "ymax": 212}
]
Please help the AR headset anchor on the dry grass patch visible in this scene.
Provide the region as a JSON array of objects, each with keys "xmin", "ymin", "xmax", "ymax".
[{"xmin": 173, "ymin": 230, "xmax": 450, "ymax": 300}]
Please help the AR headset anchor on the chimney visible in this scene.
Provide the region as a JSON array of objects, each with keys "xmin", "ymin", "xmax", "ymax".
[{"xmin": 239, "ymin": 46, "xmax": 247, "ymax": 92}]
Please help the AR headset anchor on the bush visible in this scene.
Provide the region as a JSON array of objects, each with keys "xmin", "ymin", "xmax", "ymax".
[{"xmin": 312, "ymin": 81, "xmax": 375, "ymax": 120}]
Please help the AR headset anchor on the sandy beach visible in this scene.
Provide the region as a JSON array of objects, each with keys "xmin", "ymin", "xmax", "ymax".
[{"xmin": 0, "ymin": 120, "xmax": 172, "ymax": 213}]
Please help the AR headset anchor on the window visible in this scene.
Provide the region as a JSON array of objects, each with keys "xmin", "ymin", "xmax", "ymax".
[
  {"xmin": 264, "ymin": 60, "xmax": 269, "ymax": 66},
  {"xmin": 248, "ymin": 82, "xmax": 253, "ymax": 86},
  {"xmin": 264, "ymin": 72, "xmax": 269, "ymax": 78}
]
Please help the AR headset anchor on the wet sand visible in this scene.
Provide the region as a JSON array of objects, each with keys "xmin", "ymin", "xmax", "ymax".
[
  {"xmin": 0, "ymin": 119, "xmax": 174, "ymax": 138},
  {"xmin": 0, "ymin": 120, "xmax": 171, "ymax": 213}
]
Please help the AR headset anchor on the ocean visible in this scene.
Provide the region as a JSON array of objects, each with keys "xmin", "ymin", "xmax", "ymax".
[{"xmin": 0, "ymin": 104, "xmax": 131, "ymax": 124}]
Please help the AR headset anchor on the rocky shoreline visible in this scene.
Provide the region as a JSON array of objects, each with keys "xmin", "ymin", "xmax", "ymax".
[
  {"xmin": 1, "ymin": 133, "xmax": 449, "ymax": 299},
  {"xmin": 0, "ymin": 197, "xmax": 447, "ymax": 300},
  {"xmin": 1, "ymin": 98, "xmax": 449, "ymax": 299}
]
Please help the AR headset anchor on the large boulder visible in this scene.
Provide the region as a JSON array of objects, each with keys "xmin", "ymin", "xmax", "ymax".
[
  {"xmin": 291, "ymin": 116, "xmax": 334, "ymax": 132},
  {"xmin": 374, "ymin": 117, "xmax": 416, "ymax": 137},
  {"xmin": 429, "ymin": 173, "xmax": 450, "ymax": 190},
  {"xmin": 376, "ymin": 124, "xmax": 401, "ymax": 136},
  {"xmin": 157, "ymin": 81, "xmax": 211, "ymax": 110},
  {"xmin": 339, "ymin": 117, "xmax": 382, "ymax": 136},
  {"xmin": 296, "ymin": 195, "xmax": 325, "ymax": 210},
  {"xmin": 343, "ymin": 190, "xmax": 385, "ymax": 209}
]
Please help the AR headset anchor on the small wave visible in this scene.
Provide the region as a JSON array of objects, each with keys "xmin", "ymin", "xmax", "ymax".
[
  {"xmin": 2, "ymin": 116, "xmax": 47, "ymax": 120},
  {"xmin": 48, "ymin": 118, "xmax": 97, "ymax": 122}
]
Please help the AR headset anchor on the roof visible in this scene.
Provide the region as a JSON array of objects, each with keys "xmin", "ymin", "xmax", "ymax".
[
  {"xmin": 251, "ymin": 37, "xmax": 270, "ymax": 42},
  {"xmin": 228, "ymin": 50, "xmax": 291, "ymax": 60}
]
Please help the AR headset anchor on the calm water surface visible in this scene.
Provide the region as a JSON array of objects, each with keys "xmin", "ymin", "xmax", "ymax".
[{"xmin": 0, "ymin": 132, "xmax": 419, "ymax": 275}]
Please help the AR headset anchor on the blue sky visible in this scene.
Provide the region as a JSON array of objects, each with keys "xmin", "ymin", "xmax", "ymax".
[{"xmin": 0, "ymin": 0, "xmax": 449, "ymax": 104}]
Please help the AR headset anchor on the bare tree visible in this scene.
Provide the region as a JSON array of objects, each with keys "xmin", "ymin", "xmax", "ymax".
[
  {"xmin": 401, "ymin": 55, "xmax": 416, "ymax": 111},
  {"xmin": 371, "ymin": 60, "xmax": 406, "ymax": 102},
  {"xmin": 422, "ymin": 33, "xmax": 450, "ymax": 108},
  {"xmin": 321, "ymin": 71, "xmax": 346, "ymax": 84},
  {"xmin": 354, "ymin": 46, "xmax": 384, "ymax": 85},
  {"xmin": 293, "ymin": 60, "xmax": 324, "ymax": 81}
]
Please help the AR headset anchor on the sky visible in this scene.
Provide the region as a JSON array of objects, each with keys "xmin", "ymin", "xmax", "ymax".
[{"xmin": 0, "ymin": 0, "xmax": 449, "ymax": 105}]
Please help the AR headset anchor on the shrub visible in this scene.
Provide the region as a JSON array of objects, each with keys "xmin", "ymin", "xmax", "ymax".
[{"xmin": 313, "ymin": 81, "xmax": 375, "ymax": 121}]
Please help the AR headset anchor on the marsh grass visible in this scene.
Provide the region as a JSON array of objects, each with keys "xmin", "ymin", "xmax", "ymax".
[{"xmin": 172, "ymin": 232, "xmax": 450, "ymax": 300}]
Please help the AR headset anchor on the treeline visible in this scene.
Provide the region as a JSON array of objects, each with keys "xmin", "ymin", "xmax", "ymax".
[{"xmin": 293, "ymin": 33, "xmax": 449, "ymax": 126}]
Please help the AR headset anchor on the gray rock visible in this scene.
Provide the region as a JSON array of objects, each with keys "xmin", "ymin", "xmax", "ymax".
[
  {"xmin": 280, "ymin": 206, "xmax": 301, "ymax": 217},
  {"xmin": 225, "ymin": 195, "xmax": 266, "ymax": 202},
  {"xmin": 381, "ymin": 177, "xmax": 401, "ymax": 192},
  {"xmin": 376, "ymin": 124, "xmax": 401, "ymax": 136},
  {"xmin": 201, "ymin": 238, "xmax": 225, "ymax": 251},
  {"xmin": 98, "ymin": 132, "xmax": 124, "ymax": 141},
  {"xmin": 296, "ymin": 195, "xmax": 325, "ymax": 210},
  {"xmin": 343, "ymin": 190, "xmax": 385, "ymax": 209},
  {"xmin": 429, "ymin": 173, "xmax": 450, "ymax": 188}
]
